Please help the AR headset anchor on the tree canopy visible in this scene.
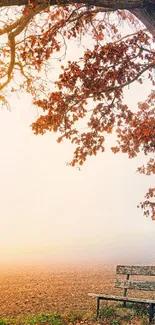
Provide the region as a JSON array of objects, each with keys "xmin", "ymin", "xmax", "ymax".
[{"xmin": 0, "ymin": 0, "xmax": 154, "ymax": 219}]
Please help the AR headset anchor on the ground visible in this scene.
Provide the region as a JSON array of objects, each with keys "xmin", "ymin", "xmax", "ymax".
[{"xmin": 0, "ymin": 264, "xmax": 154, "ymax": 324}]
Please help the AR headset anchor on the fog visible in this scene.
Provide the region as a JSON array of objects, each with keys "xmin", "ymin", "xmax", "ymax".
[
  {"xmin": 0, "ymin": 89, "xmax": 154, "ymax": 268},
  {"xmin": 0, "ymin": 26, "xmax": 154, "ymax": 270}
]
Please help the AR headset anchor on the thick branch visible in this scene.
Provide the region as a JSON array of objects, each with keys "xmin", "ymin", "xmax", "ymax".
[
  {"xmin": 0, "ymin": 34, "xmax": 15, "ymax": 90},
  {"xmin": 0, "ymin": 2, "xmax": 48, "ymax": 90},
  {"xmin": 0, "ymin": 0, "xmax": 145, "ymax": 9},
  {"xmin": 0, "ymin": 16, "xmax": 24, "ymax": 36},
  {"xmin": 130, "ymin": 5, "xmax": 155, "ymax": 34},
  {"xmin": 0, "ymin": 0, "xmax": 155, "ymax": 35}
]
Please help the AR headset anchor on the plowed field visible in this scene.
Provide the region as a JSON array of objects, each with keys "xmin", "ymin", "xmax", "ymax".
[{"xmin": 0, "ymin": 264, "xmax": 154, "ymax": 319}]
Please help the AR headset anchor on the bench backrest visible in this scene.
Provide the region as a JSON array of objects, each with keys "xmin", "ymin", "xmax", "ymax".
[{"xmin": 115, "ymin": 265, "xmax": 155, "ymax": 297}]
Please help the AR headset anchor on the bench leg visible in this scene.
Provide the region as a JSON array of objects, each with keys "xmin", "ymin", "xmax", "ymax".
[
  {"xmin": 149, "ymin": 304, "xmax": 154, "ymax": 323},
  {"xmin": 123, "ymin": 301, "xmax": 127, "ymax": 307},
  {"xmin": 97, "ymin": 297, "xmax": 100, "ymax": 318}
]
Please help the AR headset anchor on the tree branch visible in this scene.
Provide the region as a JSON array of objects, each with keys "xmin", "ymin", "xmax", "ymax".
[{"xmin": 0, "ymin": 2, "xmax": 48, "ymax": 90}]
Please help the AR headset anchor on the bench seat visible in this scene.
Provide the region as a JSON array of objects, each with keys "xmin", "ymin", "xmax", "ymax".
[{"xmin": 88, "ymin": 293, "xmax": 155, "ymax": 304}]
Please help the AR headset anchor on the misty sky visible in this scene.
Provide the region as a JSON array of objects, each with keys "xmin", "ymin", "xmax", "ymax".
[{"xmin": 0, "ymin": 21, "xmax": 154, "ymax": 267}]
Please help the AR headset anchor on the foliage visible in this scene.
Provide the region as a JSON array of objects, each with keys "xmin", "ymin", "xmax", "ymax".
[
  {"xmin": 0, "ymin": 313, "xmax": 66, "ymax": 325},
  {"xmin": 0, "ymin": 309, "xmax": 150, "ymax": 325},
  {"xmin": 67, "ymin": 310, "xmax": 84, "ymax": 322},
  {"xmin": 0, "ymin": 1, "xmax": 154, "ymax": 218},
  {"xmin": 100, "ymin": 306, "xmax": 116, "ymax": 318},
  {"xmin": 110, "ymin": 320, "xmax": 121, "ymax": 325},
  {"xmin": 125, "ymin": 302, "xmax": 149, "ymax": 317},
  {"xmin": 0, "ymin": 321, "xmax": 9, "ymax": 325},
  {"xmin": 20, "ymin": 313, "xmax": 66, "ymax": 325},
  {"xmin": 99, "ymin": 303, "xmax": 149, "ymax": 324}
]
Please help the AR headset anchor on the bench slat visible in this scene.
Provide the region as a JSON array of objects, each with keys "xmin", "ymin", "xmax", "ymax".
[
  {"xmin": 115, "ymin": 279, "xmax": 155, "ymax": 291},
  {"xmin": 116, "ymin": 265, "xmax": 155, "ymax": 276},
  {"xmin": 88, "ymin": 293, "xmax": 155, "ymax": 304}
]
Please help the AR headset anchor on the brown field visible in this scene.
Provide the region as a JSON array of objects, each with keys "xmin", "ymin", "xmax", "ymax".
[{"xmin": 0, "ymin": 264, "xmax": 154, "ymax": 319}]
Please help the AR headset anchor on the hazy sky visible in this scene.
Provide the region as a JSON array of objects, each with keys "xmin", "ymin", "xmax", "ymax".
[{"xmin": 0, "ymin": 20, "xmax": 154, "ymax": 267}]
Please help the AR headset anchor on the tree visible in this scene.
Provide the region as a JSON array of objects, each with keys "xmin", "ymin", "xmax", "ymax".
[
  {"xmin": 0, "ymin": 0, "xmax": 154, "ymax": 219},
  {"xmin": 0, "ymin": 0, "xmax": 155, "ymax": 34}
]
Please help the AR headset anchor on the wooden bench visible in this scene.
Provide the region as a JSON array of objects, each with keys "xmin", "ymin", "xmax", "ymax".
[{"xmin": 88, "ymin": 265, "xmax": 155, "ymax": 323}]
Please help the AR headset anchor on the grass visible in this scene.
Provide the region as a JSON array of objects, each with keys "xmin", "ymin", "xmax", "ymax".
[
  {"xmin": 0, "ymin": 313, "xmax": 66, "ymax": 325},
  {"xmin": 98, "ymin": 302, "xmax": 151, "ymax": 324},
  {"xmin": 66, "ymin": 310, "xmax": 85, "ymax": 323},
  {"xmin": 0, "ymin": 303, "xmax": 153, "ymax": 325}
]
